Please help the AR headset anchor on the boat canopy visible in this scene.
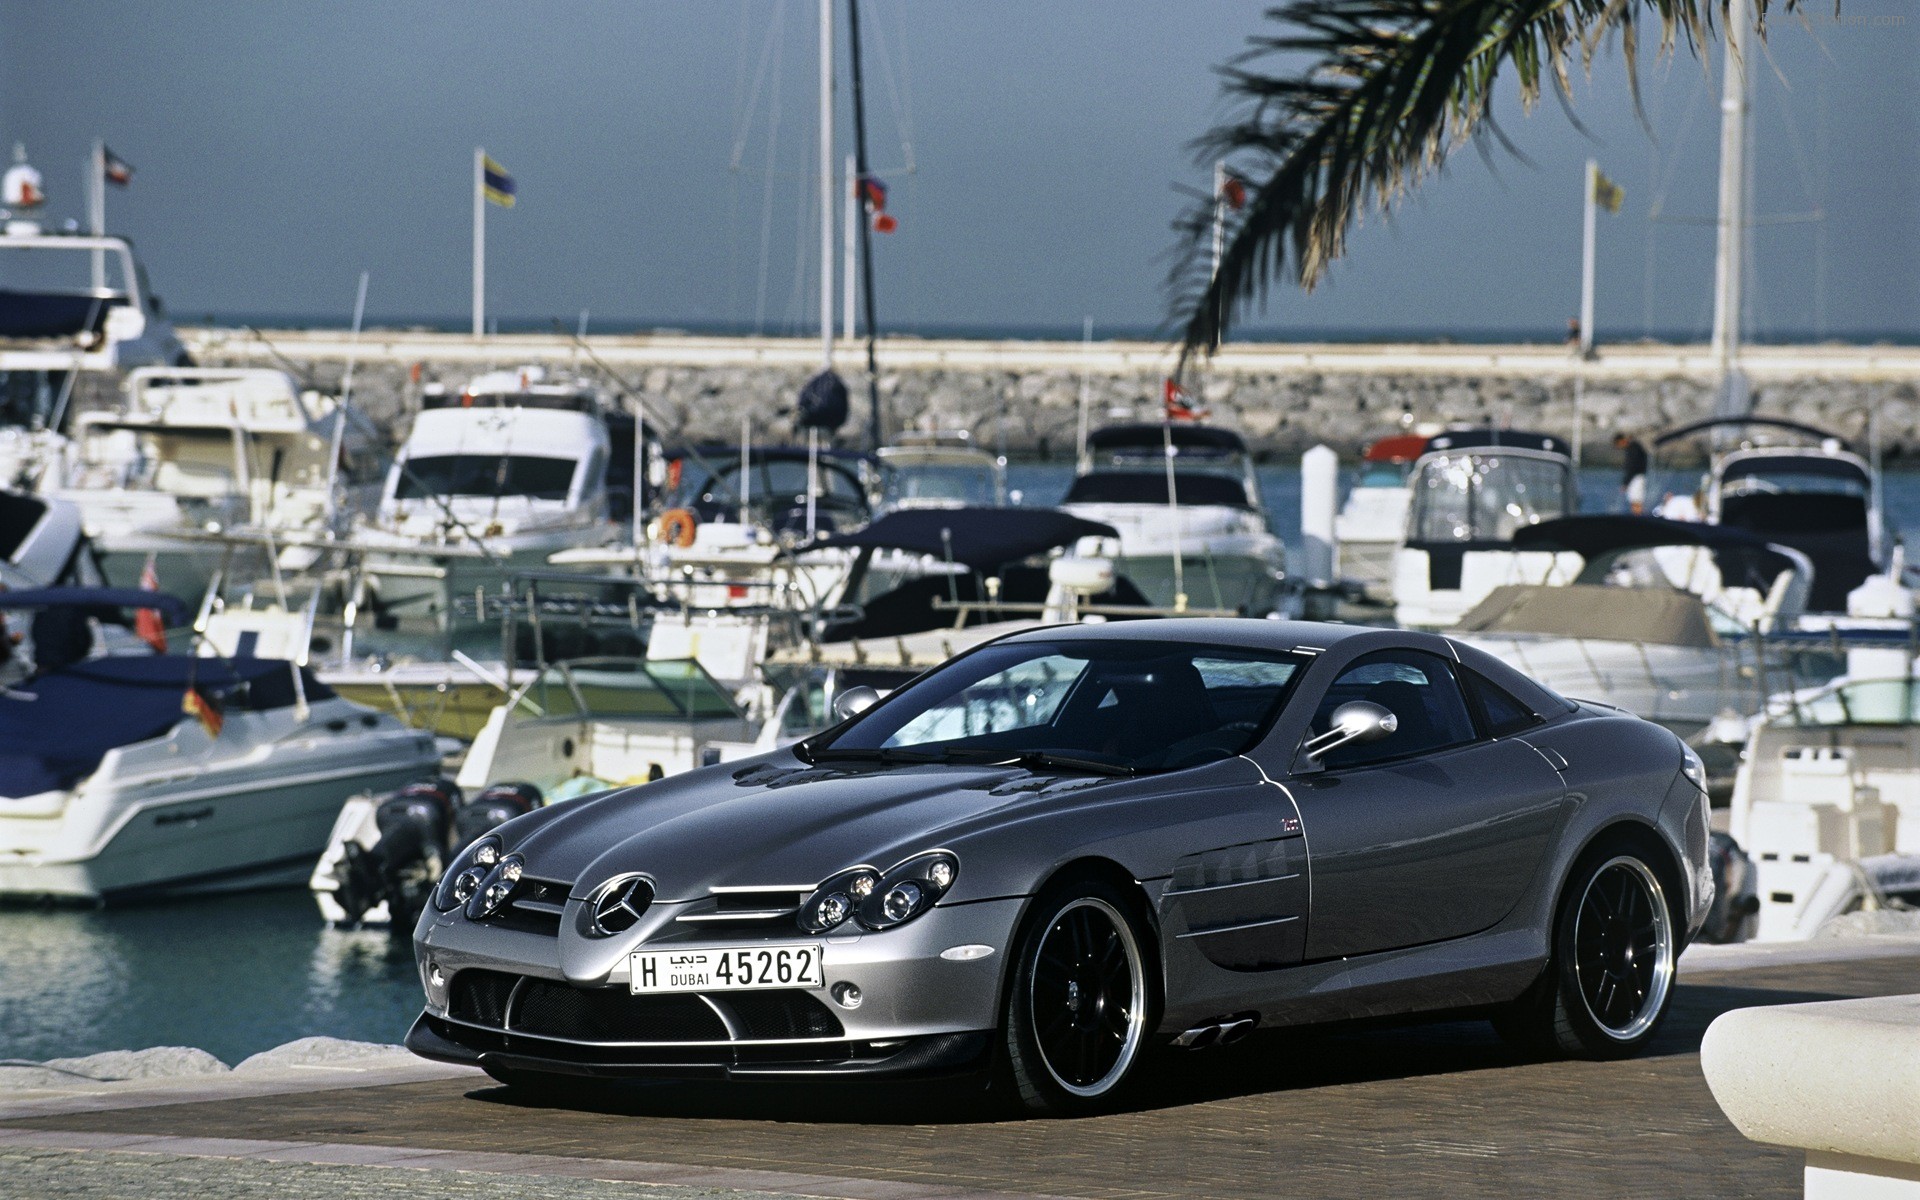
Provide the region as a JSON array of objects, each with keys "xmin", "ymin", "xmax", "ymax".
[
  {"xmin": 1455, "ymin": 583, "xmax": 1719, "ymax": 649},
  {"xmin": 1420, "ymin": 428, "xmax": 1571, "ymax": 458},
  {"xmin": 1086, "ymin": 424, "xmax": 1248, "ymax": 455},
  {"xmin": 804, "ymin": 507, "xmax": 1117, "ymax": 572},
  {"xmin": 1062, "ymin": 472, "xmax": 1253, "ymax": 509},
  {"xmin": 0, "ymin": 289, "xmax": 120, "ymax": 339},
  {"xmin": 1654, "ymin": 416, "xmax": 1849, "ymax": 450},
  {"xmin": 0, "ymin": 655, "xmax": 332, "ymax": 799},
  {"xmin": 1511, "ymin": 515, "xmax": 1798, "ymax": 591},
  {"xmin": 0, "ymin": 586, "xmax": 189, "ymax": 626},
  {"xmin": 1363, "ymin": 433, "xmax": 1429, "ymax": 463}
]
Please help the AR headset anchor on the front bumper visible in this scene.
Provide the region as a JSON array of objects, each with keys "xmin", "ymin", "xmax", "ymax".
[
  {"xmin": 409, "ymin": 895, "xmax": 1023, "ymax": 1077},
  {"xmin": 407, "ymin": 1011, "xmax": 992, "ymax": 1080}
]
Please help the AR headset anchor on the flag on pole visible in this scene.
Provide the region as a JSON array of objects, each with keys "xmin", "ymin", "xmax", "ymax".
[
  {"xmin": 1163, "ymin": 377, "xmax": 1208, "ymax": 422},
  {"xmin": 1592, "ymin": 169, "xmax": 1624, "ymax": 214},
  {"xmin": 183, "ymin": 685, "xmax": 224, "ymax": 739},
  {"xmin": 1220, "ymin": 172, "xmax": 1250, "ymax": 211},
  {"xmin": 134, "ymin": 554, "xmax": 167, "ymax": 653},
  {"xmin": 857, "ymin": 175, "xmax": 897, "ymax": 233},
  {"xmin": 481, "ymin": 155, "xmax": 516, "ymax": 208},
  {"xmin": 102, "ymin": 146, "xmax": 134, "ymax": 187}
]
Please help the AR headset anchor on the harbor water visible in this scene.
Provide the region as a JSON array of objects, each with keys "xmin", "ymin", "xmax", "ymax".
[{"xmin": 8, "ymin": 462, "xmax": 1920, "ymax": 1066}]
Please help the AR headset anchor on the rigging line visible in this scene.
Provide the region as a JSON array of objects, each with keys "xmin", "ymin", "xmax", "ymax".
[
  {"xmin": 730, "ymin": 1, "xmax": 783, "ymax": 170},
  {"xmin": 784, "ymin": 102, "xmax": 818, "ymax": 338},
  {"xmin": 865, "ymin": 4, "xmax": 916, "ymax": 172},
  {"xmin": 753, "ymin": 0, "xmax": 789, "ymax": 335}
]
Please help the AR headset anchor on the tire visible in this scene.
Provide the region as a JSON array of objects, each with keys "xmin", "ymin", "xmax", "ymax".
[
  {"xmin": 1001, "ymin": 879, "xmax": 1157, "ymax": 1116},
  {"xmin": 1494, "ymin": 845, "xmax": 1678, "ymax": 1059}
]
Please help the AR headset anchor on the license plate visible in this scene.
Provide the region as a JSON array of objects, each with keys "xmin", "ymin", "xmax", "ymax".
[{"xmin": 628, "ymin": 945, "xmax": 826, "ymax": 994}]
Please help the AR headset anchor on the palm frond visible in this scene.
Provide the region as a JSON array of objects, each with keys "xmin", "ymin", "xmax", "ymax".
[{"xmin": 1170, "ymin": 0, "xmax": 1805, "ymax": 362}]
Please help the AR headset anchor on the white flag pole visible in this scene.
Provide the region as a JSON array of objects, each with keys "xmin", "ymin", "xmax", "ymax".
[
  {"xmin": 472, "ymin": 147, "xmax": 485, "ymax": 339},
  {"xmin": 89, "ymin": 140, "xmax": 105, "ymax": 291},
  {"xmin": 843, "ymin": 153, "xmax": 857, "ymax": 340},
  {"xmin": 1579, "ymin": 158, "xmax": 1598, "ymax": 359}
]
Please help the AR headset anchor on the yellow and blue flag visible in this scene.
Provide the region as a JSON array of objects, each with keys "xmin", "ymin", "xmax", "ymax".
[{"xmin": 482, "ymin": 155, "xmax": 516, "ymax": 208}]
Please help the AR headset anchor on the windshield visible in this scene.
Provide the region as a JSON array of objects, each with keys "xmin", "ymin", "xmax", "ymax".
[
  {"xmin": 883, "ymin": 463, "xmax": 999, "ymax": 506},
  {"xmin": 395, "ymin": 454, "xmax": 577, "ymax": 501},
  {"xmin": 1407, "ymin": 451, "xmax": 1572, "ymax": 544},
  {"xmin": 810, "ymin": 638, "xmax": 1307, "ymax": 774}
]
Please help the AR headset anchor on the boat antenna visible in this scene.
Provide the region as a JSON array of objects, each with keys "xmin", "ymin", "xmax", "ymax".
[{"xmin": 847, "ymin": 0, "xmax": 884, "ymax": 451}]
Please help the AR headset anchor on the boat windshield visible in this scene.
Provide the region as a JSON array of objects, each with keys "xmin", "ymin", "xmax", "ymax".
[
  {"xmin": 1062, "ymin": 471, "xmax": 1253, "ymax": 508},
  {"xmin": 396, "ymin": 454, "xmax": 577, "ymax": 501},
  {"xmin": 1407, "ymin": 451, "xmax": 1573, "ymax": 544},
  {"xmin": 882, "ymin": 463, "xmax": 1000, "ymax": 507},
  {"xmin": 1776, "ymin": 678, "xmax": 1920, "ymax": 727},
  {"xmin": 517, "ymin": 658, "xmax": 741, "ymax": 720},
  {"xmin": 808, "ymin": 638, "xmax": 1307, "ymax": 774}
]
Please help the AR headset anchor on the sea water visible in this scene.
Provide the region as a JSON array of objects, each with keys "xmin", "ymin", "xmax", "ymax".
[{"xmin": 6, "ymin": 463, "xmax": 1920, "ymax": 1065}]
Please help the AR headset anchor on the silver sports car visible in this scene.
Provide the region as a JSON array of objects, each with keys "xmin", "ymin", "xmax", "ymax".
[{"xmin": 407, "ymin": 619, "xmax": 1711, "ymax": 1114}]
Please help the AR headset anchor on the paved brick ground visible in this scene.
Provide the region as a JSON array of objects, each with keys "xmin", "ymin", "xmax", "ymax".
[{"xmin": 8, "ymin": 954, "xmax": 1917, "ymax": 1200}]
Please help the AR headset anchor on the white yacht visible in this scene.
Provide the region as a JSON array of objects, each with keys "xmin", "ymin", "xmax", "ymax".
[
  {"xmin": 0, "ymin": 588, "xmax": 440, "ymax": 902},
  {"xmin": 1333, "ymin": 431, "xmax": 1427, "ymax": 601},
  {"xmin": 1725, "ymin": 653, "xmax": 1920, "ymax": 941},
  {"xmin": 875, "ymin": 429, "xmax": 1005, "ymax": 511},
  {"xmin": 1392, "ymin": 428, "xmax": 1580, "ymax": 629},
  {"xmin": 0, "ymin": 228, "xmax": 187, "ymax": 491},
  {"xmin": 43, "ymin": 366, "xmax": 368, "ymax": 597},
  {"xmin": 353, "ymin": 367, "xmax": 623, "ymax": 627},
  {"xmin": 1059, "ymin": 423, "xmax": 1289, "ymax": 615}
]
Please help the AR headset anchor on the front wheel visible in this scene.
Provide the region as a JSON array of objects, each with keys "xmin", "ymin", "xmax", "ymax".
[
  {"xmin": 1002, "ymin": 881, "xmax": 1155, "ymax": 1115},
  {"xmin": 1495, "ymin": 848, "xmax": 1678, "ymax": 1058}
]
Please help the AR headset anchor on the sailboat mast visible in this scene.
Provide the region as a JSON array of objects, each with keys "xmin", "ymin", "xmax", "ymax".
[
  {"xmin": 819, "ymin": 0, "xmax": 835, "ymax": 371},
  {"xmin": 847, "ymin": 0, "xmax": 885, "ymax": 451},
  {"xmin": 1709, "ymin": 0, "xmax": 1749, "ymax": 415}
]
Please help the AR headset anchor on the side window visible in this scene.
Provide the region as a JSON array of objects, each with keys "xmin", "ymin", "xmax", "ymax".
[
  {"xmin": 1310, "ymin": 650, "xmax": 1478, "ymax": 769},
  {"xmin": 1461, "ymin": 668, "xmax": 1542, "ymax": 738}
]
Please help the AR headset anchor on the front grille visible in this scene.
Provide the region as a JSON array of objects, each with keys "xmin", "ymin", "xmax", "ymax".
[
  {"xmin": 444, "ymin": 969, "xmax": 843, "ymax": 1045},
  {"xmin": 513, "ymin": 980, "xmax": 728, "ymax": 1042},
  {"xmin": 719, "ymin": 990, "xmax": 844, "ymax": 1040},
  {"xmin": 449, "ymin": 969, "xmax": 516, "ymax": 1026},
  {"xmin": 673, "ymin": 887, "xmax": 807, "ymax": 933}
]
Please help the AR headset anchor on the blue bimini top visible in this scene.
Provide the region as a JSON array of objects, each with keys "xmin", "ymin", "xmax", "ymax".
[{"xmin": 0, "ymin": 655, "xmax": 331, "ymax": 800}]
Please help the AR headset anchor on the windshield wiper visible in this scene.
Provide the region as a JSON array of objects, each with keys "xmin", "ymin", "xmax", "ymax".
[
  {"xmin": 1002, "ymin": 751, "xmax": 1138, "ymax": 777},
  {"xmin": 805, "ymin": 746, "xmax": 1134, "ymax": 775},
  {"xmin": 807, "ymin": 747, "xmax": 957, "ymax": 765}
]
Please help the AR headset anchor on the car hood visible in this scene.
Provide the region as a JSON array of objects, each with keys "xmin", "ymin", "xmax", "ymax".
[{"xmin": 505, "ymin": 752, "xmax": 1087, "ymax": 902}]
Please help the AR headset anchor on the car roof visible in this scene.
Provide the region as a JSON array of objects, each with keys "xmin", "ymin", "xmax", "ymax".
[{"xmin": 994, "ymin": 618, "xmax": 1394, "ymax": 654}]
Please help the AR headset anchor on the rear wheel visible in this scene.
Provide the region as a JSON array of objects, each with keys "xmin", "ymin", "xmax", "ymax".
[
  {"xmin": 1002, "ymin": 881, "xmax": 1155, "ymax": 1115},
  {"xmin": 1495, "ymin": 847, "xmax": 1677, "ymax": 1058}
]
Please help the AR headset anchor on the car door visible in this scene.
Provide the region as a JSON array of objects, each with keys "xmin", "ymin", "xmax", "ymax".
[{"xmin": 1288, "ymin": 648, "xmax": 1567, "ymax": 961}]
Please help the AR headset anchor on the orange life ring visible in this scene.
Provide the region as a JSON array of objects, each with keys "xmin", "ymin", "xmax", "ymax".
[{"xmin": 657, "ymin": 507, "xmax": 698, "ymax": 548}]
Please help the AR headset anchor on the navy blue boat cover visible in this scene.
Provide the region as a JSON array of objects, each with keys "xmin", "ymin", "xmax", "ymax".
[
  {"xmin": 0, "ymin": 656, "xmax": 314, "ymax": 800},
  {"xmin": 801, "ymin": 508, "xmax": 1118, "ymax": 571},
  {"xmin": 0, "ymin": 587, "xmax": 190, "ymax": 627}
]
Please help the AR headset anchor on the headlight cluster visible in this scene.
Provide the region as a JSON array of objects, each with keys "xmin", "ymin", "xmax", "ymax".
[
  {"xmin": 432, "ymin": 836, "xmax": 525, "ymax": 919},
  {"xmin": 797, "ymin": 851, "xmax": 958, "ymax": 933},
  {"xmin": 1680, "ymin": 744, "xmax": 1708, "ymax": 794}
]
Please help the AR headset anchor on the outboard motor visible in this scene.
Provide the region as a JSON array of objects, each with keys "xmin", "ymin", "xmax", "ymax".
[
  {"xmin": 1703, "ymin": 830, "xmax": 1760, "ymax": 943},
  {"xmin": 452, "ymin": 782, "xmax": 544, "ymax": 854},
  {"xmin": 336, "ymin": 778, "xmax": 462, "ymax": 931}
]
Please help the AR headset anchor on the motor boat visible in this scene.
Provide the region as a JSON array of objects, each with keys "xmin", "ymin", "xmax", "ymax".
[
  {"xmin": 1334, "ymin": 431, "xmax": 1427, "ymax": 602},
  {"xmin": 1724, "ymin": 651, "xmax": 1920, "ymax": 941},
  {"xmin": 0, "ymin": 587, "xmax": 440, "ymax": 902},
  {"xmin": 1059, "ymin": 422, "xmax": 1290, "ymax": 615},
  {"xmin": 1392, "ymin": 428, "xmax": 1580, "ymax": 628},
  {"xmin": 42, "ymin": 367, "xmax": 373, "ymax": 599},
  {"xmin": 351, "ymin": 367, "xmax": 628, "ymax": 630},
  {"xmin": 1448, "ymin": 515, "xmax": 1834, "ymax": 742},
  {"xmin": 0, "ymin": 228, "xmax": 187, "ymax": 491},
  {"xmin": 1653, "ymin": 416, "xmax": 1908, "ymax": 628},
  {"xmin": 0, "ymin": 491, "xmax": 99, "ymax": 590},
  {"xmin": 874, "ymin": 429, "xmax": 1005, "ymax": 512}
]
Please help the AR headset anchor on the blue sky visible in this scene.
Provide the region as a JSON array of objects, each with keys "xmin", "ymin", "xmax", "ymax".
[{"xmin": 1, "ymin": 1, "xmax": 1913, "ymax": 341}]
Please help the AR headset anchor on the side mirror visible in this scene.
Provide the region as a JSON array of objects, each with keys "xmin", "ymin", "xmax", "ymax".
[
  {"xmin": 832, "ymin": 685, "xmax": 880, "ymax": 721},
  {"xmin": 1304, "ymin": 701, "xmax": 1398, "ymax": 761}
]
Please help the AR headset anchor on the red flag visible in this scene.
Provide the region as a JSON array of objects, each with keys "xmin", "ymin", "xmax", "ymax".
[
  {"xmin": 1163, "ymin": 378, "xmax": 1208, "ymax": 422},
  {"xmin": 872, "ymin": 212, "xmax": 898, "ymax": 234},
  {"xmin": 1220, "ymin": 173, "xmax": 1249, "ymax": 211},
  {"xmin": 102, "ymin": 146, "xmax": 135, "ymax": 187},
  {"xmin": 134, "ymin": 554, "xmax": 167, "ymax": 653},
  {"xmin": 183, "ymin": 686, "xmax": 223, "ymax": 739}
]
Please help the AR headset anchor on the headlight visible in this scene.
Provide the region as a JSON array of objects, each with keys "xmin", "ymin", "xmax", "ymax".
[
  {"xmin": 432, "ymin": 836, "xmax": 501, "ymax": 913},
  {"xmin": 465, "ymin": 853, "xmax": 525, "ymax": 920},
  {"xmin": 1681, "ymin": 744, "xmax": 1708, "ymax": 794},
  {"xmin": 798, "ymin": 851, "xmax": 958, "ymax": 933}
]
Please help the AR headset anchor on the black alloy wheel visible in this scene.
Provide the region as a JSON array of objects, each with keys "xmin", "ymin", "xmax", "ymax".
[
  {"xmin": 1003, "ymin": 881, "xmax": 1153, "ymax": 1115},
  {"xmin": 1492, "ymin": 845, "xmax": 1677, "ymax": 1058}
]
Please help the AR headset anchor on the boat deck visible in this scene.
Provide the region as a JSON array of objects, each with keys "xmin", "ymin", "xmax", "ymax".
[{"xmin": 4, "ymin": 937, "xmax": 1917, "ymax": 1200}]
